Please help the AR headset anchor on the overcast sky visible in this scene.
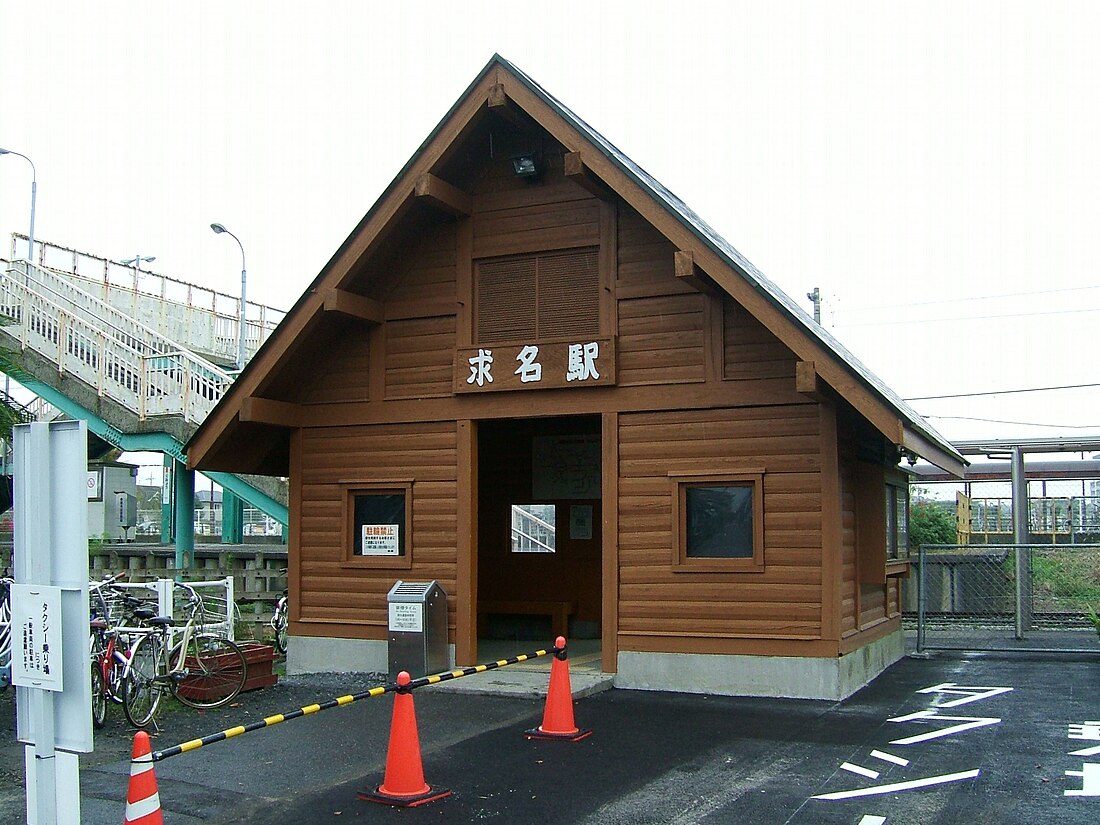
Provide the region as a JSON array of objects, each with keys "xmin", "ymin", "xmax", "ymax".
[{"xmin": 2, "ymin": 1, "xmax": 1098, "ymax": 449}]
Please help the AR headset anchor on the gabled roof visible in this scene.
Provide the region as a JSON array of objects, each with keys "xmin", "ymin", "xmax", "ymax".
[{"xmin": 187, "ymin": 54, "xmax": 966, "ymax": 477}]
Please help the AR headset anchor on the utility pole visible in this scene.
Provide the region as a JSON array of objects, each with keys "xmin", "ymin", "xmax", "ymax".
[{"xmin": 806, "ymin": 287, "xmax": 821, "ymax": 323}]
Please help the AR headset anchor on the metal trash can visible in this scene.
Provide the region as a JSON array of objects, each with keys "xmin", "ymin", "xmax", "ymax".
[{"xmin": 387, "ymin": 580, "xmax": 448, "ymax": 680}]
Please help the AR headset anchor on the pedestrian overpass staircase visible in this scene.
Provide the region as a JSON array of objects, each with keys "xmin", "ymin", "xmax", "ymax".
[{"xmin": 0, "ymin": 234, "xmax": 289, "ymax": 528}]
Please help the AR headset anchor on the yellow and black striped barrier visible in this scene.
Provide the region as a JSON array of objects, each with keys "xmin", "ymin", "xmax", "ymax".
[{"xmin": 150, "ymin": 643, "xmax": 556, "ymax": 762}]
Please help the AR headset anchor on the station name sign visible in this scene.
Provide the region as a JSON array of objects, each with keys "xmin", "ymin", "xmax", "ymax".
[{"xmin": 454, "ymin": 338, "xmax": 615, "ymax": 393}]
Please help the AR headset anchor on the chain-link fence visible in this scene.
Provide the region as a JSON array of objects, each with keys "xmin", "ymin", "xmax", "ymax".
[{"xmin": 906, "ymin": 543, "xmax": 1100, "ymax": 652}]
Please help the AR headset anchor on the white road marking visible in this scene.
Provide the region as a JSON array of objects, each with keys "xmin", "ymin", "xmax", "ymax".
[
  {"xmin": 841, "ymin": 762, "xmax": 880, "ymax": 779},
  {"xmin": 1069, "ymin": 745, "xmax": 1100, "ymax": 757},
  {"xmin": 870, "ymin": 750, "xmax": 909, "ymax": 766},
  {"xmin": 857, "ymin": 817, "xmax": 887, "ymax": 825},
  {"xmin": 888, "ymin": 711, "xmax": 1001, "ymax": 745},
  {"xmin": 813, "ymin": 769, "xmax": 981, "ymax": 801},
  {"xmin": 1064, "ymin": 762, "xmax": 1100, "ymax": 797},
  {"xmin": 916, "ymin": 683, "xmax": 1013, "ymax": 708}
]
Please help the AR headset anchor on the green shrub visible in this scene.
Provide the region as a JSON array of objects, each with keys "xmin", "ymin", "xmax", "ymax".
[{"xmin": 910, "ymin": 499, "xmax": 957, "ymax": 549}]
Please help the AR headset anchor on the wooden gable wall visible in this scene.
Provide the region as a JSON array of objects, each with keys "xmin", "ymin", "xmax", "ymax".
[{"xmin": 279, "ymin": 108, "xmax": 911, "ymax": 662}]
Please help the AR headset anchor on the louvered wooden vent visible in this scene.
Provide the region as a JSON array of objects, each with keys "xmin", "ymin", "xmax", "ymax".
[{"xmin": 476, "ymin": 248, "xmax": 599, "ymax": 344}]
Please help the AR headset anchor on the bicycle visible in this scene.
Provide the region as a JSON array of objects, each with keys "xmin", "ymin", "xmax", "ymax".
[
  {"xmin": 122, "ymin": 582, "xmax": 248, "ymax": 729},
  {"xmin": 0, "ymin": 577, "xmax": 12, "ymax": 691},
  {"xmin": 88, "ymin": 574, "xmax": 157, "ymax": 728},
  {"xmin": 270, "ymin": 570, "xmax": 288, "ymax": 654}
]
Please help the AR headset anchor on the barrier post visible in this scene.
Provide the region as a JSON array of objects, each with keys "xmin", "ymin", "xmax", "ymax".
[
  {"xmin": 358, "ymin": 671, "xmax": 452, "ymax": 807},
  {"xmin": 525, "ymin": 636, "xmax": 591, "ymax": 742},
  {"xmin": 124, "ymin": 731, "xmax": 163, "ymax": 825}
]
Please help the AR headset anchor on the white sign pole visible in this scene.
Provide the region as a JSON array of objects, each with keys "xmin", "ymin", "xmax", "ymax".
[{"xmin": 14, "ymin": 421, "xmax": 91, "ymax": 825}]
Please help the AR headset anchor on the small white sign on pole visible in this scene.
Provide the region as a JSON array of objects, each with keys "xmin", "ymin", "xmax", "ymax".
[{"xmin": 10, "ymin": 584, "xmax": 64, "ymax": 692}]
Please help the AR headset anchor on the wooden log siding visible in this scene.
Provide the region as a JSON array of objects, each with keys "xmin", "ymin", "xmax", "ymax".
[
  {"xmin": 723, "ymin": 300, "xmax": 798, "ymax": 381},
  {"xmin": 617, "ymin": 405, "xmax": 824, "ymax": 645},
  {"xmin": 302, "ymin": 331, "xmax": 372, "ymax": 404},
  {"xmin": 840, "ymin": 460, "xmax": 859, "ymax": 635},
  {"xmin": 384, "ymin": 315, "xmax": 457, "ymax": 399},
  {"xmin": 472, "ymin": 187, "xmax": 600, "ymax": 259},
  {"xmin": 614, "ymin": 205, "xmax": 706, "ymax": 386},
  {"xmin": 617, "ymin": 294, "xmax": 706, "ymax": 386},
  {"xmin": 859, "ymin": 584, "xmax": 887, "ymax": 628},
  {"xmin": 297, "ymin": 422, "xmax": 458, "ymax": 633}
]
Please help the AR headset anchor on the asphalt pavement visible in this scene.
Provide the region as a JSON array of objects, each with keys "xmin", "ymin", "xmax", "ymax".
[{"xmin": 5, "ymin": 649, "xmax": 1100, "ymax": 824}]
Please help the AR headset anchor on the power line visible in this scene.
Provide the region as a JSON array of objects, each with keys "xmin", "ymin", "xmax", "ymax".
[
  {"xmin": 833, "ymin": 305, "xmax": 1100, "ymax": 329},
  {"xmin": 831, "ymin": 283, "xmax": 1100, "ymax": 316},
  {"xmin": 905, "ymin": 383, "xmax": 1100, "ymax": 401},
  {"xmin": 922, "ymin": 415, "xmax": 1100, "ymax": 429}
]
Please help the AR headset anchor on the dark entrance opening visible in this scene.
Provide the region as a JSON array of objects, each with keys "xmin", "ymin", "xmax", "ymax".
[{"xmin": 476, "ymin": 415, "xmax": 602, "ymax": 648}]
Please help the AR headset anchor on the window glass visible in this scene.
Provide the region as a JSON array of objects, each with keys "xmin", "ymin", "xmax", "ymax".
[
  {"xmin": 685, "ymin": 485, "xmax": 754, "ymax": 558},
  {"xmin": 511, "ymin": 504, "xmax": 556, "ymax": 553},
  {"xmin": 885, "ymin": 484, "xmax": 909, "ymax": 560},
  {"xmin": 895, "ymin": 486, "xmax": 909, "ymax": 558},
  {"xmin": 353, "ymin": 492, "xmax": 406, "ymax": 557}
]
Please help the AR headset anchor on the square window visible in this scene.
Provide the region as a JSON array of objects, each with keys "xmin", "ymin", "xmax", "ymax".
[
  {"xmin": 685, "ymin": 486, "xmax": 754, "ymax": 558},
  {"xmin": 343, "ymin": 482, "xmax": 413, "ymax": 569},
  {"xmin": 672, "ymin": 472, "xmax": 764, "ymax": 572}
]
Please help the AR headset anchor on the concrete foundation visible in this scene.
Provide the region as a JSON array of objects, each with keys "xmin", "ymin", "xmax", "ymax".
[
  {"xmin": 285, "ymin": 637, "xmax": 389, "ymax": 676},
  {"xmin": 614, "ymin": 630, "xmax": 905, "ymax": 700},
  {"xmin": 285, "ymin": 637, "xmax": 457, "ymax": 678}
]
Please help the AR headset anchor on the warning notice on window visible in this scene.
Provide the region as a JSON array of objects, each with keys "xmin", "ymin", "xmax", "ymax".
[
  {"xmin": 361, "ymin": 524, "xmax": 400, "ymax": 556},
  {"xmin": 389, "ymin": 602, "xmax": 423, "ymax": 632}
]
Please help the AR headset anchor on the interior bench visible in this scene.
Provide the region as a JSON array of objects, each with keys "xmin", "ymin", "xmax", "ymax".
[{"xmin": 477, "ymin": 599, "xmax": 576, "ymax": 639}]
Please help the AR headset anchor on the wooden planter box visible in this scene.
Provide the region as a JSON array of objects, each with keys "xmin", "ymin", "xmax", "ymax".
[{"xmin": 175, "ymin": 641, "xmax": 278, "ymax": 701}]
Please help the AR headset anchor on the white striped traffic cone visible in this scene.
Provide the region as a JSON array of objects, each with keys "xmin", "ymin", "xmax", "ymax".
[{"xmin": 123, "ymin": 731, "xmax": 164, "ymax": 825}]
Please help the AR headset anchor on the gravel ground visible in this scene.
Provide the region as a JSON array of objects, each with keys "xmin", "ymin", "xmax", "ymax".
[{"xmin": 0, "ymin": 662, "xmax": 388, "ymax": 820}]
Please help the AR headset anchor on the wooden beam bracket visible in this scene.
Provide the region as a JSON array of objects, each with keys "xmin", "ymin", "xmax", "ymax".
[
  {"xmin": 796, "ymin": 360, "xmax": 827, "ymax": 401},
  {"xmin": 564, "ymin": 152, "xmax": 615, "ymax": 200},
  {"xmin": 320, "ymin": 288, "xmax": 385, "ymax": 325},
  {"xmin": 414, "ymin": 172, "xmax": 472, "ymax": 217},
  {"xmin": 240, "ymin": 397, "xmax": 302, "ymax": 428},
  {"xmin": 487, "ymin": 82, "xmax": 526, "ymax": 127},
  {"xmin": 674, "ymin": 249, "xmax": 721, "ymax": 297}
]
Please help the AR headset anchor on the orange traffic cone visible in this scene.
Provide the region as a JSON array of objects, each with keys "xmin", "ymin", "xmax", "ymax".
[
  {"xmin": 526, "ymin": 636, "xmax": 592, "ymax": 742},
  {"xmin": 358, "ymin": 671, "xmax": 452, "ymax": 807},
  {"xmin": 123, "ymin": 731, "xmax": 163, "ymax": 825}
]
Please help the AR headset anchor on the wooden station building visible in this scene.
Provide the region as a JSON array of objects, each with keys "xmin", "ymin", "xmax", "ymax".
[{"xmin": 188, "ymin": 56, "xmax": 965, "ymax": 699}]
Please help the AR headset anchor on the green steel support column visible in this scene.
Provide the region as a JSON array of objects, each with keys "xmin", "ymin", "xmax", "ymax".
[
  {"xmin": 161, "ymin": 455, "xmax": 173, "ymax": 544},
  {"xmin": 173, "ymin": 459, "xmax": 195, "ymax": 574},
  {"xmin": 222, "ymin": 488, "xmax": 244, "ymax": 544}
]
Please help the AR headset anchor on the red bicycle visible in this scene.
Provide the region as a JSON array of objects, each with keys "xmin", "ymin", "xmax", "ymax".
[{"xmin": 88, "ymin": 575, "xmax": 156, "ymax": 728}]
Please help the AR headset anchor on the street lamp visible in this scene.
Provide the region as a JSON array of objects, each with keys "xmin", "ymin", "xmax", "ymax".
[
  {"xmin": 0, "ymin": 147, "xmax": 37, "ymax": 262},
  {"xmin": 122, "ymin": 255, "xmax": 156, "ymax": 292},
  {"xmin": 210, "ymin": 222, "xmax": 247, "ymax": 371}
]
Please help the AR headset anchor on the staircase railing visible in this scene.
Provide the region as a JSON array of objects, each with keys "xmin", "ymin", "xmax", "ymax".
[
  {"xmin": 0, "ymin": 259, "xmax": 232, "ymax": 426},
  {"xmin": 10, "ymin": 234, "xmax": 285, "ymax": 366}
]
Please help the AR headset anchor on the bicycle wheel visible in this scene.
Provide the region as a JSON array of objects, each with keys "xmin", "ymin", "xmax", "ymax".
[
  {"xmin": 171, "ymin": 635, "xmax": 247, "ymax": 710},
  {"xmin": 273, "ymin": 603, "xmax": 288, "ymax": 654},
  {"xmin": 0, "ymin": 582, "xmax": 11, "ymax": 688},
  {"xmin": 123, "ymin": 633, "xmax": 166, "ymax": 729},
  {"xmin": 91, "ymin": 661, "xmax": 107, "ymax": 728}
]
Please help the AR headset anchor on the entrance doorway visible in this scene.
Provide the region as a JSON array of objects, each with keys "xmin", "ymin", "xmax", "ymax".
[{"xmin": 475, "ymin": 415, "xmax": 602, "ymax": 662}]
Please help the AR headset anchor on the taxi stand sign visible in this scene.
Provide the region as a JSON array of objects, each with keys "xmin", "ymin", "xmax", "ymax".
[
  {"xmin": 14, "ymin": 420, "xmax": 92, "ymax": 825},
  {"xmin": 10, "ymin": 584, "xmax": 64, "ymax": 691}
]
